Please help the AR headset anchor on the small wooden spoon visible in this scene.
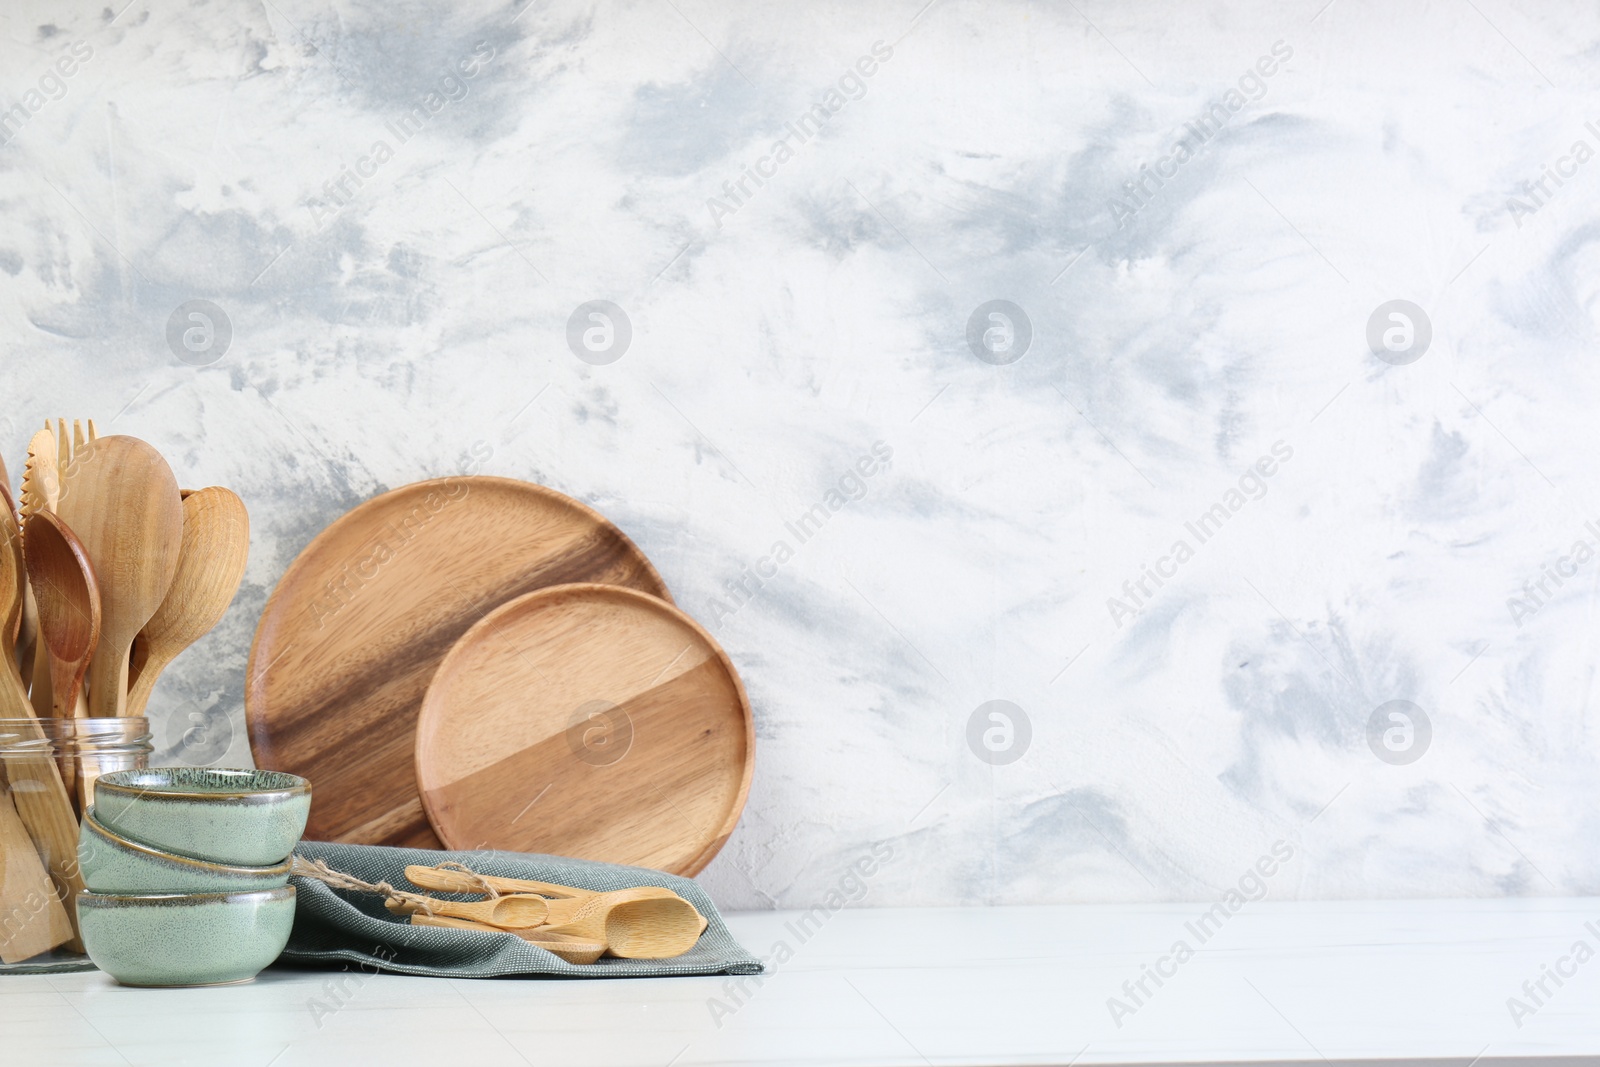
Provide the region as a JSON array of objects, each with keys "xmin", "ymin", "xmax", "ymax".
[
  {"xmin": 56, "ymin": 437, "xmax": 183, "ymax": 718},
  {"xmin": 23, "ymin": 511, "xmax": 101, "ymax": 721},
  {"xmin": 384, "ymin": 892, "xmax": 549, "ymax": 930},
  {"xmin": 405, "ymin": 866, "xmax": 708, "ymax": 959},
  {"xmin": 126, "ymin": 487, "xmax": 249, "ymax": 718},
  {"xmin": 408, "ymin": 914, "xmax": 606, "ymax": 964}
]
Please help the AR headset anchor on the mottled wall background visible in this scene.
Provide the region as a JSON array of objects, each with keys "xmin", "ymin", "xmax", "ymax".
[{"xmin": 3, "ymin": 0, "xmax": 1598, "ymax": 910}]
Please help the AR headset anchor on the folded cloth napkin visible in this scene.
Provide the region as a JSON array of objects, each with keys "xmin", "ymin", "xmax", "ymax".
[{"xmin": 280, "ymin": 841, "xmax": 764, "ymax": 979}]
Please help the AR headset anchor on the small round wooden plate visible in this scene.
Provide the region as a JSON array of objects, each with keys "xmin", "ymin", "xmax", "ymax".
[
  {"xmin": 246, "ymin": 478, "xmax": 671, "ymax": 848},
  {"xmin": 414, "ymin": 583, "xmax": 754, "ymax": 876}
]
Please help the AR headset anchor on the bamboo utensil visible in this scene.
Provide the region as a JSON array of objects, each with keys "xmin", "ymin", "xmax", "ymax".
[
  {"xmin": 126, "ymin": 488, "xmax": 248, "ymax": 718},
  {"xmin": 56, "ymin": 436, "xmax": 183, "ymax": 718},
  {"xmin": 407, "ymin": 914, "xmax": 607, "ymax": 964},
  {"xmin": 0, "ymin": 510, "xmax": 85, "ymax": 948},
  {"xmin": 21, "ymin": 429, "xmax": 63, "ymax": 718},
  {"xmin": 0, "ymin": 776, "xmax": 73, "ymax": 963},
  {"xmin": 405, "ymin": 865, "xmax": 708, "ymax": 959},
  {"xmin": 382, "ymin": 892, "xmax": 550, "ymax": 930}
]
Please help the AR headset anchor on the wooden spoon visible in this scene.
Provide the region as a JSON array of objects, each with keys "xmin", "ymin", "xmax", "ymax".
[
  {"xmin": 24, "ymin": 511, "xmax": 101, "ymax": 721},
  {"xmin": 405, "ymin": 866, "xmax": 707, "ymax": 959},
  {"xmin": 384, "ymin": 892, "xmax": 549, "ymax": 930},
  {"xmin": 56, "ymin": 437, "xmax": 183, "ymax": 718},
  {"xmin": 408, "ymin": 914, "xmax": 606, "ymax": 964},
  {"xmin": 125, "ymin": 487, "xmax": 248, "ymax": 718}
]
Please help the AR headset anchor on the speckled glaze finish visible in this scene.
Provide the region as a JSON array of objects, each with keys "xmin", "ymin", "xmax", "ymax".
[
  {"xmin": 78, "ymin": 810, "xmax": 293, "ymax": 894},
  {"xmin": 76, "ymin": 887, "xmax": 296, "ymax": 987},
  {"xmin": 94, "ymin": 768, "xmax": 310, "ymax": 866}
]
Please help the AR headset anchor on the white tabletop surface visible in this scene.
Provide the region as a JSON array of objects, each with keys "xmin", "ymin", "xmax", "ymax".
[{"xmin": 4, "ymin": 898, "xmax": 1599, "ymax": 1066}]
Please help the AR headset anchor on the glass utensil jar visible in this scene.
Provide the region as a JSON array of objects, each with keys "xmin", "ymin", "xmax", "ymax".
[{"xmin": 0, "ymin": 717, "xmax": 152, "ymax": 974}]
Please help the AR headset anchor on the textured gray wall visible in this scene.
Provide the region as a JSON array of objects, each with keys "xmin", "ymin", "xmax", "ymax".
[{"xmin": 3, "ymin": 0, "xmax": 1596, "ymax": 910}]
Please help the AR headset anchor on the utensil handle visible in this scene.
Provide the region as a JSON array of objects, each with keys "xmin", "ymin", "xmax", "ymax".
[
  {"xmin": 86, "ymin": 646, "xmax": 129, "ymax": 719},
  {"xmin": 404, "ymin": 865, "xmax": 589, "ymax": 899}
]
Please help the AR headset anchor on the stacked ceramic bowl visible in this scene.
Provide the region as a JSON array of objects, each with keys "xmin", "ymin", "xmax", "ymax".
[{"xmin": 75, "ymin": 768, "xmax": 311, "ymax": 987}]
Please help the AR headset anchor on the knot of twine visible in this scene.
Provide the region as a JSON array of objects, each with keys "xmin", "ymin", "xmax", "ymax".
[{"xmin": 288, "ymin": 858, "xmax": 508, "ymax": 915}]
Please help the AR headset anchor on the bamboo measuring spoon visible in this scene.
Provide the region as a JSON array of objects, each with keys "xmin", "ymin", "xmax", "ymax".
[
  {"xmin": 126, "ymin": 488, "xmax": 249, "ymax": 718},
  {"xmin": 56, "ymin": 437, "xmax": 183, "ymax": 718},
  {"xmin": 405, "ymin": 866, "xmax": 708, "ymax": 959},
  {"xmin": 407, "ymin": 914, "xmax": 607, "ymax": 964},
  {"xmin": 384, "ymin": 892, "xmax": 550, "ymax": 930}
]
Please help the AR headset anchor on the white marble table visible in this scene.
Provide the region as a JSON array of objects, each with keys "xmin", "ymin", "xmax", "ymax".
[{"xmin": 4, "ymin": 899, "xmax": 1599, "ymax": 1066}]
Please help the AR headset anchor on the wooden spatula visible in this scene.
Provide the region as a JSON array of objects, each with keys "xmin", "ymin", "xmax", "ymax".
[
  {"xmin": 56, "ymin": 437, "xmax": 183, "ymax": 718},
  {"xmin": 126, "ymin": 487, "xmax": 248, "ymax": 718}
]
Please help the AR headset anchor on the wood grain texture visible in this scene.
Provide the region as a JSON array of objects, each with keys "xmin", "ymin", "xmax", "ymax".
[
  {"xmin": 55, "ymin": 436, "xmax": 183, "ymax": 718},
  {"xmin": 246, "ymin": 478, "xmax": 672, "ymax": 848},
  {"xmin": 415, "ymin": 583, "xmax": 753, "ymax": 876},
  {"xmin": 126, "ymin": 487, "xmax": 250, "ymax": 718}
]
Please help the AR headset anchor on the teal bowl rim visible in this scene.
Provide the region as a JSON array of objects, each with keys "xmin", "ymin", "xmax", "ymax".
[
  {"xmin": 82, "ymin": 810, "xmax": 295, "ymax": 877},
  {"xmin": 77, "ymin": 886, "xmax": 297, "ymax": 909},
  {"xmin": 96, "ymin": 767, "xmax": 311, "ymax": 803}
]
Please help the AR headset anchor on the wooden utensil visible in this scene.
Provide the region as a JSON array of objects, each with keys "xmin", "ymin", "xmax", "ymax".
[
  {"xmin": 0, "ymin": 776, "xmax": 73, "ymax": 964},
  {"xmin": 407, "ymin": 913, "xmax": 606, "ymax": 964},
  {"xmin": 0, "ymin": 511, "xmax": 85, "ymax": 949},
  {"xmin": 382, "ymin": 892, "xmax": 549, "ymax": 930},
  {"xmin": 19, "ymin": 429, "xmax": 62, "ymax": 716},
  {"xmin": 56, "ymin": 436, "xmax": 183, "ymax": 718},
  {"xmin": 23, "ymin": 511, "xmax": 102, "ymax": 808},
  {"xmin": 246, "ymin": 477, "xmax": 672, "ymax": 848},
  {"xmin": 414, "ymin": 583, "xmax": 753, "ymax": 877},
  {"xmin": 22, "ymin": 511, "xmax": 98, "ymax": 715},
  {"xmin": 125, "ymin": 488, "xmax": 249, "ymax": 718},
  {"xmin": 405, "ymin": 865, "xmax": 708, "ymax": 959}
]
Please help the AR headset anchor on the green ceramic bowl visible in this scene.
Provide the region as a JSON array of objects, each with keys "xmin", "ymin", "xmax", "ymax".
[
  {"xmin": 77, "ymin": 887, "xmax": 296, "ymax": 987},
  {"xmin": 78, "ymin": 809, "xmax": 293, "ymax": 894},
  {"xmin": 93, "ymin": 768, "xmax": 311, "ymax": 866}
]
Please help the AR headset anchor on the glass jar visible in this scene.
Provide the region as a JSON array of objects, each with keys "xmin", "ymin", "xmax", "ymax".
[{"xmin": 0, "ymin": 717, "xmax": 152, "ymax": 974}]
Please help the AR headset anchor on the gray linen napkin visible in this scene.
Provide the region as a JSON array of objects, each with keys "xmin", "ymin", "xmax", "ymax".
[{"xmin": 280, "ymin": 841, "xmax": 763, "ymax": 979}]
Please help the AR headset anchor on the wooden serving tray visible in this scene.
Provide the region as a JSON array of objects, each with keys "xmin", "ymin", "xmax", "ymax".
[
  {"xmin": 245, "ymin": 478, "xmax": 671, "ymax": 847},
  {"xmin": 415, "ymin": 584, "xmax": 753, "ymax": 875}
]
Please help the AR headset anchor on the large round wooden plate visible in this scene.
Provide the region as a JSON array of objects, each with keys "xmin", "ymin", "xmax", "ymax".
[
  {"xmin": 415, "ymin": 583, "xmax": 754, "ymax": 876},
  {"xmin": 246, "ymin": 478, "xmax": 671, "ymax": 848}
]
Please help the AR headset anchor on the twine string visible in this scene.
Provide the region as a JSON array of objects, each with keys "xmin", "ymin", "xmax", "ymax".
[{"xmin": 290, "ymin": 856, "xmax": 444, "ymax": 915}]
